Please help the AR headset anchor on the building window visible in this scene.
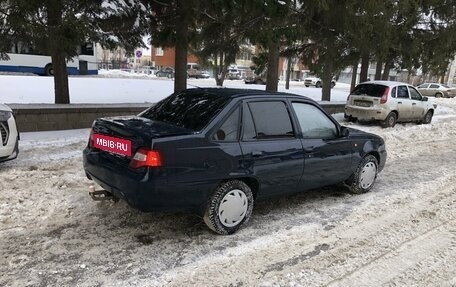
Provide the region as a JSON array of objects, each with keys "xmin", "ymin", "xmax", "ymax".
[{"xmin": 155, "ymin": 47, "xmax": 164, "ymax": 56}]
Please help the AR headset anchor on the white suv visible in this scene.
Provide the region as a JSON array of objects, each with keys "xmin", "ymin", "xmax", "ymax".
[
  {"xmin": 0, "ymin": 104, "xmax": 19, "ymax": 162},
  {"xmin": 344, "ymin": 81, "xmax": 436, "ymax": 128}
]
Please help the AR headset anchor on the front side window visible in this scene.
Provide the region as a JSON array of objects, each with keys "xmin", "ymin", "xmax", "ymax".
[
  {"xmin": 140, "ymin": 91, "xmax": 230, "ymax": 131},
  {"xmin": 417, "ymin": 84, "xmax": 429, "ymax": 88},
  {"xmin": 292, "ymin": 103, "xmax": 337, "ymax": 139},
  {"xmin": 213, "ymin": 106, "xmax": 240, "ymax": 141},
  {"xmin": 409, "ymin": 86, "xmax": 422, "ymax": 101},
  {"xmin": 242, "ymin": 101, "xmax": 294, "ymax": 140},
  {"xmin": 429, "ymin": 84, "xmax": 439, "ymax": 89}
]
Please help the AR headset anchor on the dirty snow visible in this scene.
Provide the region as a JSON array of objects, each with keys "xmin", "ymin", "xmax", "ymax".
[{"xmin": 1, "ymin": 77, "xmax": 456, "ymax": 286}]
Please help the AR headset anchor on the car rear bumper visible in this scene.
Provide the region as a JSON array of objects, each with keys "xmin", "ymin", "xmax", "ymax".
[
  {"xmin": 345, "ymin": 105, "xmax": 389, "ymax": 121},
  {"xmin": 83, "ymin": 148, "xmax": 212, "ymax": 213}
]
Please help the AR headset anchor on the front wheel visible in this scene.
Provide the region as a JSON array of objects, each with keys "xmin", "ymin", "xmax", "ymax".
[
  {"xmin": 347, "ymin": 155, "xmax": 378, "ymax": 194},
  {"xmin": 203, "ymin": 180, "xmax": 254, "ymax": 235},
  {"xmin": 44, "ymin": 64, "xmax": 54, "ymax": 76},
  {"xmin": 422, "ymin": 110, "xmax": 433, "ymax": 124},
  {"xmin": 315, "ymin": 81, "xmax": 321, "ymax": 88}
]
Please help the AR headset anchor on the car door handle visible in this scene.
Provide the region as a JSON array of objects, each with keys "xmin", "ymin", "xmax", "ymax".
[{"xmin": 252, "ymin": 151, "xmax": 263, "ymax": 157}]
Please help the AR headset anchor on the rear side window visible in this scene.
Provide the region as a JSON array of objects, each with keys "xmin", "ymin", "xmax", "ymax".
[
  {"xmin": 140, "ymin": 91, "xmax": 230, "ymax": 131},
  {"xmin": 243, "ymin": 101, "xmax": 294, "ymax": 140},
  {"xmin": 397, "ymin": 86, "xmax": 409, "ymax": 99},
  {"xmin": 212, "ymin": 106, "xmax": 240, "ymax": 141},
  {"xmin": 351, "ymin": 84, "xmax": 388, "ymax": 97}
]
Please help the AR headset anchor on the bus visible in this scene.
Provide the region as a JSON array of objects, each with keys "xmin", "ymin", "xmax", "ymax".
[{"xmin": 0, "ymin": 42, "xmax": 98, "ymax": 76}]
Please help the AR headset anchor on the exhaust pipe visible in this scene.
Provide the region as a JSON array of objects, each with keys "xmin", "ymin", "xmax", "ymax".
[{"xmin": 88, "ymin": 185, "xmax": 118, "ymax": 202}]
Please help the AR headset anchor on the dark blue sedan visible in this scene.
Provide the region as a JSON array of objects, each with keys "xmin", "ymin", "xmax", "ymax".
[{"xmin": 83, "ymin": 88, "xmax": 387, "ymax": 234}]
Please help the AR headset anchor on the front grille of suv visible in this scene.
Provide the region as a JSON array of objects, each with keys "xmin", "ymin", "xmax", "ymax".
[{"xmin": 0, "ymin": 121, "xmax": 9, "ymax": 146}]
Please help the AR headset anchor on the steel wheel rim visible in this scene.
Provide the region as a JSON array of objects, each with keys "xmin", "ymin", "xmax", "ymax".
[
  {"xmin": 388, "ymin": 115, "xmax": 395, "ymax": 126},
  {"xmin": 360, "ymin": 162, "xmax": 377, "ymax": 189},
  {"xmin": 218, "ymin": 189, "xmax": 248, "ymax": 228},
  {"xmin": 425, "ymin": 112, "xmax": 432, "ymax": 122}
]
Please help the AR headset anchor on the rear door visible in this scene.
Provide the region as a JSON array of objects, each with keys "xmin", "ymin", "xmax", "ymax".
[
  {"xmin": 417, "ymin": 84, "xmax": 430, "ymax": 96},
  {"xmin": 239, "ymin": 100, "xmax": 304, "ymax": 197},
  {"xmin": 291, "ymin": 102, "xmax": 353, "ymax": 190}
]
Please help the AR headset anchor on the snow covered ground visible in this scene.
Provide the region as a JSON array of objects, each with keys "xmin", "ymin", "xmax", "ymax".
[
  {"xmin": 0, "ymin": 71, "xmax": 350, "ymax": 104},
  {"xmin": 1, "ymin": 89, "xmax": 456, "ymax": 286}
]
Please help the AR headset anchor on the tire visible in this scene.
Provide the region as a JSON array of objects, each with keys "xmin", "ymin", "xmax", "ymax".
[
  {"xmin": 44, "ymin": 64, "xmax": 53, "ymax": 76},
  {"xmin": 203, "ymin": 180, "xmax": 254, "ymax": 235},
  {"xmin": 254, "ymin": 79, "xmax": 262, "ymax": 84},
  {"xmin": 330, "ymin": 82, "xmax": 335, "ymax": 88},
  {"xmin": 422, "ymin": 110, "xmax": 433, "ymax": 124},
  {"xmin": 305, "ymin": 85, "xmax": 309, "ymax": 87},
  {"xmin": 382, "ymin": 112, "xmax": 397, "ymax": 128},
  {"xmin": 315, "ymin": 81, "xmax": 321, "ymax": 88},
  {"xmin": 347, "ymin": 155, "xmax": 378, "ymax": 194},
  {"xmin": 435, "ymin": 93, "xmax": 443, "ymax": 98}
]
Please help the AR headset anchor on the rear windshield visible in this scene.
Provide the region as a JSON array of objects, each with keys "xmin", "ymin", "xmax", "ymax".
[
  {"xmin": 139, "ymin": 91, "xmax": 230, "ymax": 131},
  {"xmin": 351, "ymin": 84, "xmax": 388, "ymax": 97}
]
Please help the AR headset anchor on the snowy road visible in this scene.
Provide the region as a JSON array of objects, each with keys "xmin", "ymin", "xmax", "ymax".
[{"xmin": 1, "ymin": 98, "xmax": 456, "ymax": 286}]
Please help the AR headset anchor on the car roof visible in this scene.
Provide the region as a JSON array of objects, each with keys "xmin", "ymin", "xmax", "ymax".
[
  {"xmin": 182, "ymin": 87, "xmax": 313, "ymax": 101},
  {"xmin": 358, "ymin": 80, "xmax": 411, "ymax": 87}
]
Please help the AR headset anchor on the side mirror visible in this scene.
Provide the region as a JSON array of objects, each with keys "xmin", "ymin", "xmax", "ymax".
[
  {"xmin": 423, "ymin": 96, "xmax": 428, "ymax": 102},
  {"xmin": 340, "ymin": 126, "xmax": 350, "ymax": 137}
]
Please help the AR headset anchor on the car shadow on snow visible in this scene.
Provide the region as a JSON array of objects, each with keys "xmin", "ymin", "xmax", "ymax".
[{"xmin": 88, "ymin": 183, "xmax": 359, "ymax": 243}]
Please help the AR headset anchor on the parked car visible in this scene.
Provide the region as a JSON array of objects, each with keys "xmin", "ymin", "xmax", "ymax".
[
  {"xmin": 155, "ymin": 67, "xmax": 174, "ymax": 78},
  {"xmin": 416, "ymin": 83, "xmax": 456, "ymax": 98},
  {"xmin": 138, "ymin": 66, "xmax": 156, "ymax": 76},
  {"xmin": 187, "ymin": 63, "xmax": 204, "ymax": 78},
  {"xmin": 83, "ymin": 88, "xmax": 387, "ymax": 234},
  {"xmin": 244, "ymin": 75, "xmax": 266, "ymax": 85},
  {"xmin": 199, "ymin": 70, "xmax": 211, "ymax": 79},
  {"xmin": 345, "ymin": 81, "xmax": 436, "ymax": 128},
  {"xmin": 227, "ymin": 68, "xmax": 241, "ymax": 80},
  {"xmin": 304, "ymin": 76, "xmax": 336, "ymax": 88},
  {"xmin": 0, "ymin": 104, "xmax": 19, "ymax": 162}
]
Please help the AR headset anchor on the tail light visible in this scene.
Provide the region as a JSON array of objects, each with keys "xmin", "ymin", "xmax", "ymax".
[
  {"xmin": 130, "ymin": 148, "xmax": 162, "ymax": 168},
  {"xmin": 88, "ymin": 129, "xmax": 94, "ymax": 148},
  {"xmin": 380, "ymin": 87, "xmax": 390, "ymax": 104}
]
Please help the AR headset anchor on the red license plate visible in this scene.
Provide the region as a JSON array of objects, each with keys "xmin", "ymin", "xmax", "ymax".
[{"xmin": 93, "ymin": 133, "xmax": 132, "ymax": 156}]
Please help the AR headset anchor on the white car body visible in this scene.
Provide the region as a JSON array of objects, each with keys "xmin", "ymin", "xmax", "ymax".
[
  {"xmin": 304, "ymin": 77, "xmax": 336, "ymax": 88},
  {"xmin": 0, "ymin": 104, "xmax": 19, "ymax": 162},
  {"xmin": 344, "ymin": 81, "xmax": 436, "ymax": 127}
]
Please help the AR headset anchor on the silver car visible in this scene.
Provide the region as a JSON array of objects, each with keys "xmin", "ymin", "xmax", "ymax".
[
  {"xmin": 417, "ymin": 83, "xmax": 456, "ymax": 98},
  {"xmin": 0, "ymin": 104, "xmax": 19, "ymax": 162},
  {"xmin": 344, "ymin": 81, "xmax": 436, "ymax": 128}
]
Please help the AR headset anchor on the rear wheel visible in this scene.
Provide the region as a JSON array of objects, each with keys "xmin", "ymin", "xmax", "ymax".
[
  {"xmin": 382, "ymin": 112, "xmax": 397, "ymax": 128},
  {"xmin": 305, "ymin": 85, "xmax": 309, "ymax": 87},
  {"xmin": 435, "ymin": 92, "xmax": 443, "ymax": 98},
  {"xmin": 422, "ymin": 110, "xmax": 433, "ymax": 124},
  {"xmin": 347, "ymin": 155, "xmax": 378, "ymax": 194},
  {"xmin": 203, "ymin": 180, "xmax": 254, "ymax": 235},
  {"xmin": 44, "ymin": 64, "xmax": 54, "ymax": 76}
]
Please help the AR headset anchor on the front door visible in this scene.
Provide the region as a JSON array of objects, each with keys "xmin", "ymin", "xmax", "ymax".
[
  {"xmin": 409, "ymin": 86, "xmax": 426, "ymax": 120},
  {"xmin": 396, "ymin": 85, "xmax": 413, "ymax": 120},
  {"xmin": 239, "ymin": 100, "xmax": 304, "ymax": 198},
  {"xmin": 291, "ymin": 102, "xmax": 354, "ymax": 190}
]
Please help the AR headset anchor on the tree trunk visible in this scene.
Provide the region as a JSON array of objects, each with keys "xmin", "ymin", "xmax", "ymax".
[
  {"xmin": 285, "ymin": 56, "xmax": 292, "ymax": 90},
  {"xmin": 215, "ymin": 51, "xmax": 225, "ymax": 86},
  {"xmin": 46, "ymin": 0, "xmax": 70, "ymax": 104},
  {"xmin": 266, "ymin": 41, "xmax": 279, "ymax": 92},
  {"xmin": 359, "ymin": 52, "xmax": 370, "ymax": 83},
  {"xmin": 382, "ymin": 60, "xmax": 392, "ymax": 80},
  {"xmin": 350, "ymin": 59, "xmax": 359, "ymax": 91},
  {"xmin": 374, "ymin": 59, "xmax": 383, "ymax": 80},
  {"xmin": 174, "ymin": 0, "xmax": 190, "ymax": 93},
  {"xmin": 321, "ymin": 60, "xmax": 332, "ymax": 101}
]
